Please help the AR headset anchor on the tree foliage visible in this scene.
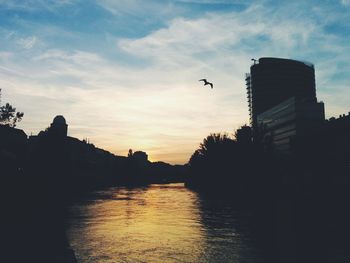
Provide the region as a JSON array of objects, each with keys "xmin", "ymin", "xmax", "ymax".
[
  {"xmin": 0, "ymin": 89, "xmax": 24, "ymax": 127},
  {"xmin": 187, "ymin": 127, "xmax": 261, "ymax": 191},
  {"xmin": 234, "ymin": 125, "xmax": 252, "ymax": 144},
  {"xmin": 189, "ymin": 133, "xmax": 235, "ymax": 167}
]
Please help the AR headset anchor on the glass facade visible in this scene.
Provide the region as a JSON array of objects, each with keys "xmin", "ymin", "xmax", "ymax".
[{"xmin": 257, "ymin": 97, "xmax": 325, "ymax": 154}]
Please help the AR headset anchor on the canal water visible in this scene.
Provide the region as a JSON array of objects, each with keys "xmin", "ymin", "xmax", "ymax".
[{"xmin": 66, "ymin": 183, "xmax": 262, "ymax": 262}]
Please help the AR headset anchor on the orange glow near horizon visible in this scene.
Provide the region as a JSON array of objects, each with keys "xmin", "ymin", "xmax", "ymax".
[{"xmin": 15, "ymin": 83, "xmax": 248, "ymax": 165}]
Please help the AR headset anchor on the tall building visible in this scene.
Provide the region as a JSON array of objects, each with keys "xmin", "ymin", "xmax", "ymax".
[
  {"xmin": 257, "ymin": 97, "xmax": 324, "ymax": 154},
  {"xmin": 246, "ymin": 57, "xmax": 317, "ymax": 135},
  {"xmin": 245, "ymin": 57, "xmax": 325, "ymax": 154}
]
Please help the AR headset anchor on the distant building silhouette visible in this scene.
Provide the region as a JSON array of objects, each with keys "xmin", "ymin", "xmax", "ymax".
[
  {"xmin": 48, "ymin": 115, "xmax": 68, "ymax": 137},
  {"xmin": 0, "ymin": 125, "xmax": 27, "ymax": 174},
  {"xmin": 28, "ymin": 115, "xmax": 122, "ymax": 178},
  {"xmin": 322, "ymin": 112, "xmax": 350, "ymax": 167},
  {"xmin": 132, "ymin": 151, "xmax": 149, "ymax": 168},
  {"xmin": 246, "ymin": 57, "xmax": 317, "ymax": 138},
  {"xmin": 0, "ymin": 125, "xmax": 27, "ymax": 146}
]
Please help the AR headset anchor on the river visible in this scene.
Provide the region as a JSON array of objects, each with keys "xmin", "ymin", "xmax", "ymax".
[{"xmin": 66, "ymin": 183, "xmax": 262, "ymax": 262}]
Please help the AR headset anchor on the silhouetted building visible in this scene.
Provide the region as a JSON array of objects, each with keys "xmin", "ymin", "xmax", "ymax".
[
  {"xmin": 0, "ymin": 125, "xmax": 27, "ymax": 174},
  {"xmin": 48, "ymin": 115, "xmax": 68, "ymax": 137},
  {"xmin": 321, "ymin": 112, "xmax": 350, "ymax": 168},
  {"xmin": 257, "ymin": 97, "xmax": 325, "ymax": 154},
  {"xmin": 132, "ymin": 151, "xmax": 149, "ymax": 168},
  {"xmin": 0, "ymin": 125, "xmax": 27, "ymax": 148},
  {"xmin": 327, "ymin": 112, "xmax": 350, "ymax": 123},
  {"xmin": 66, "ymin": 136, "xmax": 117, "ymax": 177},
  {"xmin": 246, "ymin": 57, "xmax": 317, "ymax": 138},
  {"xmin": 27, "ymin": 116, "xmax": 122, "ymax": 180}
]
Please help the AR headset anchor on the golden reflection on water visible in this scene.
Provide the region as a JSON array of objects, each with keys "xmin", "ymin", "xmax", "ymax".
[{"xmin": 67, "ymin": 184, "xmax": 206, "ymax": 262}]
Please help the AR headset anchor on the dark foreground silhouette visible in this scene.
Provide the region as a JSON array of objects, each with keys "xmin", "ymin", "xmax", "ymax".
[{"xmin": 185, "ymin": 120, "xmax": 350, "ymax": 262}]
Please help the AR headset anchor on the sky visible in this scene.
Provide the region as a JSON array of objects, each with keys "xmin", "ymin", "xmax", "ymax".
[{"xmin": 0, "ymin": 0, "xmax": 349, "ymax": 164}]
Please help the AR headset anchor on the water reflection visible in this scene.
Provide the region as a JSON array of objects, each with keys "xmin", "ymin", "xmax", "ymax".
[
  {"xmin": 66, "ymin": 183, "xmax": 261, "ymax": 262},
  {"xmin": 196, "ymin": 195, "xmax": 262, "ymax": 263}
]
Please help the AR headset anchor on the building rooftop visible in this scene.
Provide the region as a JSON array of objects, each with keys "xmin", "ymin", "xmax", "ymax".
[
  {"xmin": 256, "ymin": 57, "xmax": 314, "ymax": 68},
  {"xmin": 52, "ymin": 115, "xmax": 67, "ymax": 125}
]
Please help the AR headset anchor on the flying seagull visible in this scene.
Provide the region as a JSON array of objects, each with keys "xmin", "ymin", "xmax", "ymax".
[{"xmin": 199, "ymin": 79, "xmax": 213, "ymax": 89}]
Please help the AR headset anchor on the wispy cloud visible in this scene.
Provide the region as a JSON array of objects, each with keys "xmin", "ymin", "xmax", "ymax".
[
  {"xmin": 341, "ymin": 0, "xmax": 350, "ymax": 6},
  {"xmin": 16, "ymin": 36, "xmax": 38, "ymax": 49},
  {"xmin": 0, "ymin": 0, "xmax": 76, "ymax": 11},
  {"xmin": 97, "ymin": 0, "xmax": 175, "ymax": 15}
]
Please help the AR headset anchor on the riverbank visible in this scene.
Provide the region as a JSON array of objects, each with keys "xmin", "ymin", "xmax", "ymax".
[{"xmin": 1, "ymin": 174, "xmax": 77, "ymax": 262}]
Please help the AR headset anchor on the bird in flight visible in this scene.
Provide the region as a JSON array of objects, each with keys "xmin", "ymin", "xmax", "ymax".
[{"xmin": 199, "ymin": 79, "xmax": 213, "ymax": 89}]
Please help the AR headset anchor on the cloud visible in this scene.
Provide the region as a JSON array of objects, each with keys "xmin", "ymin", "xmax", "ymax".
[
  {"xmin": 96, "ymin": 0, "xmax": 179, "ymax": 18},
  {"xmin": 175, "ymin": 0, "xmax": 249, "ymax": 4},
  {"xmin": 16, "ymin": 36, "xmax": 38, "ymax": 49},
  {"xmin": 118, "ymin": 2, "xmax": 350, "ymax": 117},
  {"xmin": 118, "ymin": 4, "xmax": 316, "ymax": 62},
  {"xmin": 0, "ymin": 0, "xmax": 76, "ymax": 11}
]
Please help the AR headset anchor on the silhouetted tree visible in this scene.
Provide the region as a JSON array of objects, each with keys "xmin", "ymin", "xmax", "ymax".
[
  {"xmin": 0, "ymin": 89, "xmax": 24, "ymax": 127},
  {"xmin": 188, "ymin": 132, "xmax": 242, "ymax": 170},
  {"xmin": 235, "ymin": 125, "xmax": 252, "ymax": 145},
  {"xmin": 197, "ymin": 133, "xmax": 235, "ymax": 157},
  {"xmin": 187, "ymin": 133, "xmax": 238, "ymax": 189},
  {"xmin": 186, "ymin": 127, "xmax": 266, "ymax": 196}
]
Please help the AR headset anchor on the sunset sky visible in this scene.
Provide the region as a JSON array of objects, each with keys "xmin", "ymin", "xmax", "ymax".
[{"xmin": 1, "ymin": 0, "xmax": 349, "ymax": 164}]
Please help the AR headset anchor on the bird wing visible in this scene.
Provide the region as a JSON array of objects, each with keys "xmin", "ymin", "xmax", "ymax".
[
  {"xmin": 199, "ymin": 79, "xmax": 206, "ymax": 82},
  {"xmin": 209, "ymin": 83, "xmax": 213, "ymax": 88}
]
